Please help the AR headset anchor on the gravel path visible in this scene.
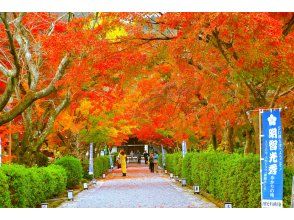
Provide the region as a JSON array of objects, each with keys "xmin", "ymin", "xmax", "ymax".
[{"xmin": 60, "ymin": 163, "xmax": 217, "ymax": 208}]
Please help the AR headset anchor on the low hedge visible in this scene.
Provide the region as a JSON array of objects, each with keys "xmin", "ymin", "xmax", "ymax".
[
  {"xmin": 0, "ymin": 169, "xmax": 11, "ymax": 208},
  {"xmin": 81, "ymin": 159, "xmax": 94, "ymax": 180},
  {"xmin": 1, "ymin": 164, "xmax": 33, "ymax": 207},
  {"xmin": 82, "ymin": 156, "xmax": 111, "ymax": 180},
  {"xmin": 41, "ymin": 165, "xmax": 67, "ymax": 198},
  {"xmin": 182, "ymin": 153, "xmax": 194, "ymax": 185},
  {"xmin": 164, "ymin": 151, "xmax": 294, "ymax": 208},
  {"xmin": 165, "ymin": 154, "xmax": 174, "ymax": 174},
  {"xmin": 284, "ymin": 167, "xmax": 294, "ymax": 208},
  {"xmin": 158, "ymin": 154, "xmax": 163, "ymax": 168},
  {"xmin": 54, "ymin": 156, "xmax": 83, "ymax": 188},
  {"xmin": 94, "ymin": 156, "xmax": 110, "ymax": 178},
  {"xmin": 173, "ymin": 153, "xmax": 183, "ymax": 177},
  {"xmin": 0, "ymin": 164, "xmax": 67, "ymax": 208},
  {"xmin": 164, "ymin": 153, "xmax": 183, "ymax": 177}
]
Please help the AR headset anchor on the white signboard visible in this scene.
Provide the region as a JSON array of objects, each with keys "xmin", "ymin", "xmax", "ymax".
[
  {"xmin": 41, "ymin": 203, "xmax": 48, "ymax": 208},
  {"xmin": 67, "ymin": 190, "xmax": 73, "ymax": 201},
  {"xmin": 144, "ymin": 145, "xmax": 148, "ymax": 153},
  {"xmin": 193, "ymin": 185, "xmax": 200, "ymax": 194},
  {"xmin": 111, "ymin": 147, "xmax": 118, "ymax": 153},
  {"xmin": 224, "ymin": 203, "xmax": 233, "ymax": 208}
]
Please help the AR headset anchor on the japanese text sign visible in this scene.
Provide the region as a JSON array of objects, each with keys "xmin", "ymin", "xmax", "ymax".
[{"xmin": 261, "ymin": 109, "xmax": 283, "ymax": 208}]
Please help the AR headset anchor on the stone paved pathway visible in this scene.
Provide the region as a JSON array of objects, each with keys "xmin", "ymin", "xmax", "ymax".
[{"xmin": 60, "ymin": 163, "xmax": 217, "ymax": 208}]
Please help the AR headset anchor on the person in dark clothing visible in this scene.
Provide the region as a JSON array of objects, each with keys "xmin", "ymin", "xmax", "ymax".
[
  {"xmin": 143, "ymin": 150, "xmax": 149, "ymax": 164},
  {"xmin": 136, "ymin": 150, "xmax": 141, "ymax": 163},
  {"xmin": 149, "ymin": 153, "xmax": 154, "ymax": 173},
  {"xmin": 153, "ymin": 151, "xmax": 159, "ymax": 173}
]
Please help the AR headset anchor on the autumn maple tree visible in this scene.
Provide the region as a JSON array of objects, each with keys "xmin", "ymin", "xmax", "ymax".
[{"xmin": 0, "ymin": 12, "xmax": 293, "ymax": 166}]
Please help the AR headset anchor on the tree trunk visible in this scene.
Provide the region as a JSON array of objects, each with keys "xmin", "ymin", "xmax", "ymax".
[
  {"xmin": 244, "ymin": 128, "xmax": 253, "ymax": 154},
  {"xmin": 224, "ymin": 123, "xmax": 234, "ymax": 153},
  {"xmin": 211, "ymin": 131, "xmax": 217, "ymax": 150},
  {"xmin": 252, "ymin": 114, "xmax": 260, "ymax": 154}
]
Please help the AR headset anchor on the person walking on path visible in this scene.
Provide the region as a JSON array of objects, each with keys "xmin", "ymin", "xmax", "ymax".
[
  {"xmin": 119, "ymin": 150, "xmax": 127, "ymax": 176},
  {"xmin": 130, "ymin": 150, "xmax": 134, "ymax": 162},
  {"xmin": 143, "ymin": 150, "xmax": 149, "ymax": 164},
  {"xmin": 154, "ymin": 151, "xmax": 159, "ymax": 173},
  {"xmin": 116, "ymin": 154, "xmax": 121, "ymax": 169},
  {"xmin": 136, "ymin": 150, "xmax": 141, "ymax": 164},
  {"xmin": 149, "ymin": 153, "xmax": 154, "ymax": 173}
]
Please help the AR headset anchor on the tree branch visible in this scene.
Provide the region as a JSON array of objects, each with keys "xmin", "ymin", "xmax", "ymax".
[
  {"xmin": 0, "ymin": 54, "xmax": 70, "ymax": 125},
  {"xmin": 244, "ymin": 81, "xmax": 260, "ymax": 104},
  {"xmin": 137, "ymin": 36, "xmax": 176, "ymax": 41},
  {"xmin": 0, "ymin": 63, "xmax": 10, "ymax": 76},
  {"xmin": 278, "ymin": 84, "xmax": 294, "ymax": 97},
  {"xmin": 34, "ymin": 91, "xmax": 70, "ymax": 150},
  {"xmin": 36, "ymin": 54, "xmax": 70, "ymax": 96},
  {"xmin": 283, "ymin": 14, "xmax": 294, "ymax": 37},
  {"xmin": 211, "ymin": 29, "xmax": 233, "ymax": 67},
  {"xmin": 48, "ymin": 13, "xmax": 68, "ymax": 36},
  {"xmin": 0, "ymin": 77, "xmax": 15, "ymax": 111},
  {"xmin": 0, "ymin": 12, "xmax": 21, "ymax": 76},
  {"xmin": 0, "ymin": 13, "xmax": 23, "ymax": 111},
  {"xmin": 269, "ymin": 84, "xmax": 282, "ymax": 108},
  {"xmin": 14, "ymin": 15, "xmax": 40, "ymax": 90}
]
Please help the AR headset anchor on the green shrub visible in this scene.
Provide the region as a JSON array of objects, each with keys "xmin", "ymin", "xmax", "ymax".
[
  {"xmin": 182, "ymin": 153, "xmax": 193, "ymax": 185},
  {"xmin": 158, "ymin": 154, "xmax": 163, "ymax": 168},
  {"xmin": 173, "ymin": 153, "xmax": 183, "ymax": 177},
  {"xmin": 189, "ymin": 152, "xmax": 262, "ymax": 207},
  {"xmin": 164, "ymin": 153, "xmax": 183, "ymax": 177},
  {"xmin": 1, "ymin": 164, "xmax": 31, "ymax": 207},
  {"xmin": 165, "ymin": 151, "xmax": 294, "ymax": 208},
  {"xmin": 165, "ymin": 154, "xmax": 174, "ymax": 173},
  {"xmin": 54, "ymin": 156, "xmax": 83, "ymax": 188},
  {"xmin": 41, "ymin": 165, "xmax": 67, "ymax": 198},
  {"xmin": 26, "ymin": 167, "xmax": 46, "ymax": 207},
  {"xmin": 1, "ymin": 164, "xmax": 67, "ymax": 208},
  {"xmin": 35, "ymin": 153, "xmax": 49, "ymax": 167},
  {"xmin": 284, "ymin": 167, "xmax": 294, "ymax": 208},
  {"xmin": 103, "ymin": 156, "xmax": 110, "ymax": 170},
  {"xmin": 81, "ymin": 159, "xmax": 94, "ymax": 180},
  {"xmin": 94, "ymin": 156, "xmax": 110, "ymax": 178},
  {"xmin": 0, "ymin": 169, "xmax": 11, "ymax": 208}
]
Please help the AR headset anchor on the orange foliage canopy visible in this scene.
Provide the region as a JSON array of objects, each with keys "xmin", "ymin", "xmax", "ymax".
[{"xmin": 0, "ymin": 12, "xmax": 293, "ymax": 156}]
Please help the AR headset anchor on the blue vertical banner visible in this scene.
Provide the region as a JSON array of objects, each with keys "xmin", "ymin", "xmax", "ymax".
[
  {"xmin": 109, "ymin": 148, "xmax": 113, "ymax": 168},
  {"xmin": 89, "ymin": 143, "xmax": 94, "ymax": 175},
  {"xmin": 182, "ymin": 140, "xmax": 187, "ymax": 158},
  {"xmin": 161, "ymin": 145, "xmax": 166, "ymax": 167},
  {"xmin": 261, "ymin": 109, "xmax": 283, "ymax": 208}
]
